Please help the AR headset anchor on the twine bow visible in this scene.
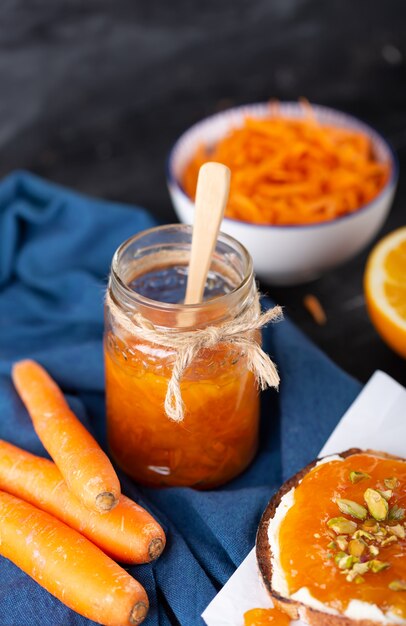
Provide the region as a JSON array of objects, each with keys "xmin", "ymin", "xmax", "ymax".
[{"xmin": 105, "ymin": 291, "xmax": 282, "ymax": 422}]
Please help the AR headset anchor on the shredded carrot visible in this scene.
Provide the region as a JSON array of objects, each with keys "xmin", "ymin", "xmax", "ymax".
[
  {"xmin": 12, "ymin": 360, "xmax": 121, "ymax": 513},
  {"xmin": 0, "ymin": 439, "xmax": 165, "ymax": 564},
  {"xmin": 0, "ymin": 490, "xmax": 149, "ymax": 625},
  {"xmin": 182, "ymin": 102, "xmax": 390, "ymax": 226},
  {"xmin": 303, "ymin": 294, "xmax": 327, "ymax": 325}
]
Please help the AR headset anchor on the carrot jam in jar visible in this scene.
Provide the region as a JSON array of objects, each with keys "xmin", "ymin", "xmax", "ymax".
[{"xmin": 104, "ymin": 225, "xmax": 260, "ymax": 488}]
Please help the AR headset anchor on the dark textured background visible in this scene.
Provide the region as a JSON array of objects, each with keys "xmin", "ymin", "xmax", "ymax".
[{"xmin": 0, "ymin": 0, "xmax": 405, "ymax": 384}]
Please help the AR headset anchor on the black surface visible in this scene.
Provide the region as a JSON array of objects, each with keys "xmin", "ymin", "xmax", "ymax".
[{"xmin": 0, "ymin": 0, "xmax": 405, "ymax": 385}]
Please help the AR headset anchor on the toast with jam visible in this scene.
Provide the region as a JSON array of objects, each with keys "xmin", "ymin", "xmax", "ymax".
[{"xmin": 256, "ymin": 449, "xmax": 406, "ymax": 625}]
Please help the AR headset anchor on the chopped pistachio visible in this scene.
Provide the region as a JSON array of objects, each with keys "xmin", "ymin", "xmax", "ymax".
[
  {"xmin": 338, "ymin": 554, "xmax": 355, "ymax": 570},
  {"xmin": 327, "ymin": 517, "xmax": 358, "ymax": 535},
  {"xmin": 354, "ymin": 575, "xmax": 365, "ymax": 584},
  {"xmin": 369, "ymin": 559, "xmax": 390, "ymax": 573},
  {"xmin": 388, "ymin": 580, "xmax": 406, "ymax": 591},
  {"xmin": 348, "ymin": 538, "xmax": 366, "ymax": 557},
  {"xmin": 349, "ymin": 471, "xmax": 371, "ymax": 484},
  {"xmin": 326, "ymin": 552, "xmax": 334, "ymax": 559},
  {"xmin": 384, "ymin": 477, "xmax": 399, "ymax": 490},
  {"xmin": 375, "ymin": 536, "xmax": 386, "ymax": 545},
  {"xmin": 388, "ymin": 524, "xmax": 405, "ymax": 539},
  {"xmin": 364, "ymin": 488, "xmax": 389, "ymax": 521},
  {"xmin": 388, "ymin": 505, "xmax": 405, "ymax": 521},
  {"xmin": 327, "ymin": 541, "xmax": 337, "ymax": 550},
  {"xmin": 334, "ymin": 550, "xmax": 347, "ymax": 564},
  {"xmin": 353, "ymin": 529, "xmax": 374, "ymax": 541},
  {"xmin": 354, "ymin": 562, "xmax": 370, "ymax": 575},
  {"xmin": 346, "ymin": 562, "xmax": 369, "ymax": 582},
  {"xmin": 337, "ymin": 498, "xmax": 368, "ymax": 520},
  {"xmin": 362, "ymin": 519, "xmax": 380, "ymax": 533},
  {"xmin": 381, "ymin": 535, "xmax": 398, "ymax": 547},
  {"xmin": 336, "ymin": 536, "xmax": 348, "ymax": 551},
  {"xmin": 375, "ymin": 526, "xmax": 388, "ymax": 537},
  {"xmin": 369, "ymin": 545, "xmax": 380, "ymax": 557},
  {"xmin": 378, "ymin": 489, "xmax": 393, "ymax": 501}
]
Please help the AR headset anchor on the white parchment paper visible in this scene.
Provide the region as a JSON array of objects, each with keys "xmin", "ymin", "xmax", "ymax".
[{"xmin": 202, "ymin": 371, "xmax": 406, "ymax": 626}]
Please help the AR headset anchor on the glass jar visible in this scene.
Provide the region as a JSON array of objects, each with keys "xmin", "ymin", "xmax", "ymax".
[{"xmin": 104, "ymin": 224, "xmax": 260, "ymax": 489}]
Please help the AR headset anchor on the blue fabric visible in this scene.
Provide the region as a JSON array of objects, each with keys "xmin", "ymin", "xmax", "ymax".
[{"xmin": 0, "ymin": 171, "xmax": 361, "ymax": 626}]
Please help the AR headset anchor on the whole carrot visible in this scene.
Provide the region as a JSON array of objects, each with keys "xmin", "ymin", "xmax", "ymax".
[
  {"xmin": 0, "ymin": 490, "xmax": 148, "ymax": 625},
  {"xmin": 12, "ymin": 360, "xmax": 120, "ymax": 513},
  {"xmin": 0, "ymin": 440, "xmax": 165, "ymax": 564}
]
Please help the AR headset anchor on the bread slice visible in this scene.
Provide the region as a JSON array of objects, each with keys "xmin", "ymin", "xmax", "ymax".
[{"xmin": 256, "ymin": 449, "xmax": 406, "ymax": 626}]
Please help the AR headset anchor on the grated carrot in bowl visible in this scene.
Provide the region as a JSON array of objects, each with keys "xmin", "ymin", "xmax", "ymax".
[{"xmin": 181, "ymin": 102, "xmax": 391, "ymax": 226}]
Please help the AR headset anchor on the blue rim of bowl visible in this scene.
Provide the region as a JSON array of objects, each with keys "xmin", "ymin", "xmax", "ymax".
[{"xmin": 166, "ymin": 101, "xmax": 398, "ymax": 231}]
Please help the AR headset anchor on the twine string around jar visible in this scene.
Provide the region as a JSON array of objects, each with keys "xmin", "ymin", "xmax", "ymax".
[{"xmin": 105, "ymin": 290, "xmax": 282, "ymax": 422}]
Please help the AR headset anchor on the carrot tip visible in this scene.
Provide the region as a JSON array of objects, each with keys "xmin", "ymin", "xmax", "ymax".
[
  {"xmin": 95, "ymin": 491, "xmax": 118, "ymax": 512},
  {"xmin": 129, "ymin": 601, "xmax": 149, "ymax": 624},
  {"xmin": 148, "ymin": 537, "xmax": 165, "ymax": 561}
]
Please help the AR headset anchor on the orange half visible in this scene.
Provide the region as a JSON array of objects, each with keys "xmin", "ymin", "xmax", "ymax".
[{"xmin": 364, "ymin": 226, "xmax": 406, "ymax": 358}]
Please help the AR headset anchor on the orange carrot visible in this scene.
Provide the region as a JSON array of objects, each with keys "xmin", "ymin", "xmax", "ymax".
[
  {"xmin": 0, "ymin": 490, "xmax": 148, "ymax": 625},
  {"xmin": 0, "ymin": 440, "xmax": 165, "ymax": 563},
  {"xmin": 12, "ymin": 360, "xmax": 120, "ymax": 513},
  {"xmin": 182, "ymin": 101, "xmax": 390, "ymax": 226},
  {"xmin": 303, "ymin": 294, "xmax": 327, "ymax": 325}
]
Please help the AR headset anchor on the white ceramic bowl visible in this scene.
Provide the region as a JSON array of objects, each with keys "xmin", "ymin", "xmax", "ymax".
[{"xmin": 167, "ymin": 102, "xmax": 397, "ymax": 285}]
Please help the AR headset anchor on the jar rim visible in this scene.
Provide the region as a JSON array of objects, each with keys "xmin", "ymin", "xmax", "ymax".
[{"xmin": 110, "ymin": 223, "xmax": 254, "ymax": 315}]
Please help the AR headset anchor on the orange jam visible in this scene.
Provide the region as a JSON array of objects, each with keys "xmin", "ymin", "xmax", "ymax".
[
  {"xmin": 104, "ymin": 335, "xmax": 259, "ymax": 487},
  {"xmin": 279, "ymin": 453, "xmax": 406, "ymax": 618},
  {"xmin": 244, "ymin": 607, "xmax": 290, "ymax": 625},
  {"xmin": 104, "ymin": 225, "xmax": 262, "ymax": 488}
]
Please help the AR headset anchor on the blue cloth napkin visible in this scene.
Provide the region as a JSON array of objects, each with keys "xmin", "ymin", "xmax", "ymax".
[{"xmin": 0, "ymin": 171, "xmax": 361, "ymax": 626}]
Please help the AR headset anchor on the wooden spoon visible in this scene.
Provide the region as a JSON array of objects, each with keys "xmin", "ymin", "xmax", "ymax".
[{"xmin": 184, "ymin": 162, "xmax": 231, "ymax": 305}]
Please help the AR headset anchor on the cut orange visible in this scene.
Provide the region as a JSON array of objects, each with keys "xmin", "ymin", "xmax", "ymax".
[{"xmin": 364, "ymin": 226, "xmax": 406, "ymax": 359}]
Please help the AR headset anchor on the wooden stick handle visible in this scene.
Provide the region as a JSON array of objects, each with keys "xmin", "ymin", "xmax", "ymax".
[{"xmin": 184, "ymin": 162, "xmax": 231, "ymax": 305}]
